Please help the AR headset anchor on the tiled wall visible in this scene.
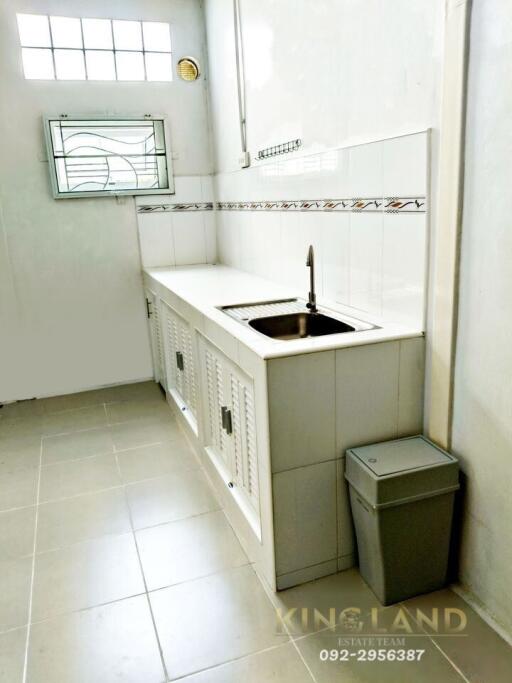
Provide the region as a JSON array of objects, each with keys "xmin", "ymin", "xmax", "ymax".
[
  {"xmin": 136, "ymin": 176, "xmax": 216, "ymax": 268},
  {"xmin": 214, "ymin": 131, "xmax": 429, "ymax": 328}
]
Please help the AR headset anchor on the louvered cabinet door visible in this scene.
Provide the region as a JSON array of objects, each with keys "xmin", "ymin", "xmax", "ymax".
[
  {"xmin": 228, "ymin": 365, "xmax": 260, "ymax": 514},
  {"xmin": 161, "ymin": 302, "xmax": 181, "ymax": 396},
  {"xmin": 145, "ymin": 290, "xmax": 166, "ymax": 389},
  {"xmin": 179, "ymin": 319, "xmax": 198, "ymax": 420},
  {"xmin": 201, "ymin": 341, "xmax": 230, "ymax": 468}
]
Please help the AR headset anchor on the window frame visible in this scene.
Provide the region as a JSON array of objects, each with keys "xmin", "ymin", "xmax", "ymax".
[
  {"xmin": 17, "ymin": 14, "xmax": 173, "ymax": 82},
  {"xmin": 43, "ymin": 115, "xmax": 175, "ymax": 199}
]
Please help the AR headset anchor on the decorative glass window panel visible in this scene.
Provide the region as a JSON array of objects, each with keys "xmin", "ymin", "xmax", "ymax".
[
  {"xmin": 50, "ymin": 16, "xmax": 83, "ymax": 48},
  {"xmin": 142, "ymin": 22, "xmax": 171, "ymax": 52},
  {"xmin": 82, "ymin": 19, "xmax": 113, "ymax": 49},
  {"xmin": 116, "ymin": 51, "xmax": 145, "ymax": 81},
  {"xmin": 145, "ymin": 53, "xmax": 173, "ymax": 82},
  {"xmin": 44, "ymin": 118, "xmax": 174, "ymax": 198},
  {"xmin": 54, "ymin": 49, "xmax": 86, "ymax": 80},
  {"xmin": 17, "ymin": 14, "xmax": 173, "ymax": 82},
  {"xmin": 21, "ymin": 48, "xmax": 54, "ymax": 79},
  {"xmin": 85, "ymin": 51, "xmax": 116, "ymax": 81},
  {"xmin": 112, "ymin": 20, "xmax": 143, "ymax": 51}
]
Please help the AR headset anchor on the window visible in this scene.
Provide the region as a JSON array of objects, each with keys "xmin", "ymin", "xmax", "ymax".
[
  {"xmin": 44, "ymin": 117, "xmax": 174, "ymax": 198},
  {"xmin": 17, "ymin": 14, "xmax": 172, "ymax": 81}
]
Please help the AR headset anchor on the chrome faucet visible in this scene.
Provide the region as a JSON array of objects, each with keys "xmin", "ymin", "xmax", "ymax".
[{"xmin": 306, "ymin": 244, "xmax": 317, "ymax": 313}]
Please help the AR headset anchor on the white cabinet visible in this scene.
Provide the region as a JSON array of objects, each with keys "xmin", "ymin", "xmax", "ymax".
[
  {"xmin": 145, "ymin": 289, "xmax": 166, "ymax": 389},
  {"xmin": 199, "ymin": 336, "xmax": 260, "ymax": 528},
  {"xmin": 161, "ymin": 301, "xmax": 198, "ymax": 428}
]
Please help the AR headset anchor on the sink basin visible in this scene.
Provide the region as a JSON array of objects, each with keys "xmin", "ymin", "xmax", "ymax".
[{"xmin": 249, "ymin": 312, "xmax": 355, "ymax": 340}]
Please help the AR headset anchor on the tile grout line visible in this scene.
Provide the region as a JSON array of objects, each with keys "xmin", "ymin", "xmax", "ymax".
[
  {"xmin": 401, "ymin": 603, "xmax": 471, "ymax": 683},
  {"xmin": 108, "ymin": 401, "xmax": 170, "ymax": 683},
  {"xmin": 21, "ymin": 432, "xmax": 44, "ymax": 683}
]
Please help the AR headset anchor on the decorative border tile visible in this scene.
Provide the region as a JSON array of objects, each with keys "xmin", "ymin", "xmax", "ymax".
[
  {"xmin": 216, "ymin": 197, "xmax": 426, "ymax": 214},
  {"xmin": 137, "ymin": 202, "xmax": 214, "ymax": 213}
]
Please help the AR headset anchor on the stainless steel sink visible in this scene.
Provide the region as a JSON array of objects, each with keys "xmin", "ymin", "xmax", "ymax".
[
  {"xmin": 249, "ymin": 312, "xmax": 355, "ymax": 340},
  {"xmin": 219, "ymin": 298, "xmax": 377, "ymax": 340}
]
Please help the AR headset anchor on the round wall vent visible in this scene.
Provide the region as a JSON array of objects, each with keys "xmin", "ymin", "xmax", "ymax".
[{"xmin": 177, "ymin": 57, "xmax": 200, "ymax": 81}]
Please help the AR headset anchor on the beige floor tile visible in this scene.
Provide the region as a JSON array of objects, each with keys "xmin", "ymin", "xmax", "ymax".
[
  {"xmin": 37, "ymin": 488, "xmax": 131, "ymax": 552},
  {"xmin": 31, "ymin": 533, "xmax": 144, "ymax": 621},
  {"xmin": 296, "ymin": 629, "xmax": 463, "ymax": 683},
  {"xmin": 41, "ymin": 389, "xmax": 106, "ymax": 415},
  {"xmin": 102, "ymin": 381, "xmax": 164, "ymax": 403},
  {"xmin": 39, "ymin": 453, "xmax": 121, "ymax": 502},
  {"xmin": 42, "ymin": 405, "xmax": 108, "ymax": 437},
  {"xmin": 0, "ymin": 435, "xmax": 41, "ymax": 474},
  {"xmin": 180, "ymin": 643, "xmax": 313, "ymax": 682},
  {"xmin": 150, "ymin": 564, "xmax": 289, "ymax": 679},
  {"xmin": 110, "ymin": 416, "xmax": 181, "ymax": 451},
  {"xmin": 0, "ymin": 627, "xmax": 27, "ymax": 682},
  {"xmin": 117, "ymin": 438, "xmax": 198, "ymax": 484},
  {"xmin": 137, "ymin": 510, "xmax": 248, "ymax": 590},
  {"xmin": 270, "ymin": 569, "xmax": 382, "ymax": 638},
  {"xmin": 0, "ymin": 466, "xmax": 39, "ymax": 512},
  {"xmin": 403, "ymin": 589, "xmax": 512, "ymax": 683},
  {"xmin": 26, "ymin": 595, "xmax": 166, "ymax": 683},
  {"xmin": 0, "ymin": 416, "xmax": 44, "ymax": 439},
  {"xmin": 0, "ymin": 506, "xmax": 36, "ymax": 559},
  {"xmin": 126, "ymin": 469, "xmax": 220, "ymax": 530},
  {"xmin": 0, "ymin": 398, "xmax": 45, "ymax": 418},
  {"xmin": 106, "ymin": 399, "xmax": 172, "ymax": 425},
  {"xmin": 42, "ymin": 427, "xmax": 114, "ymax": 465},
  {"xmin": 0, "ymin": 556, "xmax": 32, "ymax": 631}
]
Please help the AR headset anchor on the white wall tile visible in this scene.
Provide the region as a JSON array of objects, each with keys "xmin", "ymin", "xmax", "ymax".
[
  {"xmin": 137, "ymin": 212, "xmax": 174, "ymax": 267},
  {"xmin": 382, "ymin": 213, "xmax": 427, "ymax": 326},
  {"xmin": 172, "ymin": 213, "xmax": 207, "ymax": 265},
  {"xmin": 200, "ymin": 175, "xmax": 214, "ymax": 202},
  {"xmin": 321, "ymin": 212, "xmax": 350, "ymax": 303},
  {"xmin": 382, "ymin": 132, "xmax": 428, "ymax": 197},
  {"xmin": 173, "ymin": 176, "xmax": 202, "ymax": 203},
  {"xmin": 203, "ymin": 211, "xmax": 217, "ymax": 263},
  {"xmin": 349, "ymin": 212, "xmax": 383, "ymax": 316},
  {"xmin": 348, "ymin": 142, "xmax": 383, "ymax": 198}
]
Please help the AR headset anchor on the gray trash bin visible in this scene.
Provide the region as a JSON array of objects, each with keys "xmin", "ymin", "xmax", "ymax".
[{"xmin": 345, "ymin": 435, "xmax": 459, "ymax": 605}]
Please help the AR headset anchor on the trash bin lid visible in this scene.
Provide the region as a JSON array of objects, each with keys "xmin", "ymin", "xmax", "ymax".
[
  {"xmin": 352, "ymin": 436, "xmax": 453, "ymax": 477},
  {"xmin": 345, "ymin": 436, "xmax": 459, "ymax": 507}
]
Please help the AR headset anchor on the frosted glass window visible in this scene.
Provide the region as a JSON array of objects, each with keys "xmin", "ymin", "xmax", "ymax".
[
  {"xmin": 50, "ymin": 16, "xmax": 83, "ymax": 48},
  {"xmin": 17, "ymin": 14, "xmax": 172, "ymax": 82},
  {"xmin": 54, "ymin": 49, "xmax": 86, "ymax": 80},
  {"xmin": 116, "ymin": 51, "xmax": 145, "ymax": 80},
  {"xmin": 85, "ymin": 51, "xmax": 116, "ymax": 80},
  {"xmin": 17, "ymin": 14, "xmax": 51, "ymax": 47},
  {"xmin": 21, "ymin": 48, "xmax": 54, "ymax": 79},
  {"xmin": 82, "ymin": 18, "xmax": 113, "ymax": 49},
  {"xmin": 45, "ymin": 118, "xmax": 173, "ymax": 198},
  {"xmin": 145, "ymin": 53, "xmax": 172, "ymax": 82},
  {"xmin": 142, "ymin": 22, "xmax": 171, "ymax": 52},
  {"xmin": 112, "ymin": 20, "xmax": 143, "ymax": 50}
]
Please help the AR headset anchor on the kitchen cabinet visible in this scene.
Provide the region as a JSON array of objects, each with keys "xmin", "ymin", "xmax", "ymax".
[
  {"xmin": 161, "ymin": 301, "xmax": 198, "ymax": 429},
  {"xmin": 144, "ymin": 289, "xmax": 166, "ymax": 389},
  {"xmin": 198, "ymin": 335, "xmax": 260, "ymax": 532}
]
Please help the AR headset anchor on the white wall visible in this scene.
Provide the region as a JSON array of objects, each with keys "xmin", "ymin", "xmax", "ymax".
[
  {"xmin": 0, "ymin": 0, "xmax": 212, "ymax": 402},
  {"xmin": 451, "ymin": 1, "xmax": 512, "ymax": 636}
]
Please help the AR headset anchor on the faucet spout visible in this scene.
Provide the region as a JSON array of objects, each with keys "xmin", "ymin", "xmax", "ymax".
[{"xmin": 306, "ymin": 244, "xmax": 317, "ymax": 313}]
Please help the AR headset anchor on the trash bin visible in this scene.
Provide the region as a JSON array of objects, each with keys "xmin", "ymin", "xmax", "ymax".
[{"xmin": 345, "ymin": 435, "xmax": 459, "ymax": 605}]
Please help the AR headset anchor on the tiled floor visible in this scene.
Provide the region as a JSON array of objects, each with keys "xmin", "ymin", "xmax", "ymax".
[{"xmin": 1, "ymin": 381, "xmax": 511, "ymax": 682}]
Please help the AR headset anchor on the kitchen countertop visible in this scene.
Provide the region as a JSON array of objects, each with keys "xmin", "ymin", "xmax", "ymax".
[{"xmin": 144, "ymin": 264, "xmax": 424, "ymax": 360}]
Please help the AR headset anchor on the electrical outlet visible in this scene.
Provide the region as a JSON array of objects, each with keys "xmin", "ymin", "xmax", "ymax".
[{"xmin": 239, "ymin": 151, "xmax": 250, "ymax": 168}]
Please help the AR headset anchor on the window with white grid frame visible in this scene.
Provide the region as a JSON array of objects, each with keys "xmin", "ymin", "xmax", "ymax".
[{"xmin": 17, "ymin": 14, "xmax": 173, "ymax": 81}]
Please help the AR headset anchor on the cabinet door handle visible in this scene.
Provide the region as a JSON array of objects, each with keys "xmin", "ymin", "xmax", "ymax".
[
  {"xmin": 225, "ymin": 409, "xmax": 233, "ymax": 436},
  {"xmin": 145, "ymin": 298, "xmax": 152, "ymax": 319},
  {"xmin": 176, "ymin": 351, "xmax": 184, "ymax": 371},
  {"xmin": 221, "ymin": 406, "xmax": 228, "ymax": 430}
]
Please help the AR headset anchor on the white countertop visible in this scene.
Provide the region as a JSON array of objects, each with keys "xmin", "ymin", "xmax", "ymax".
[{"xmin": 144, "ymin": 264, "xmax": 423, "ymax": 360}]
